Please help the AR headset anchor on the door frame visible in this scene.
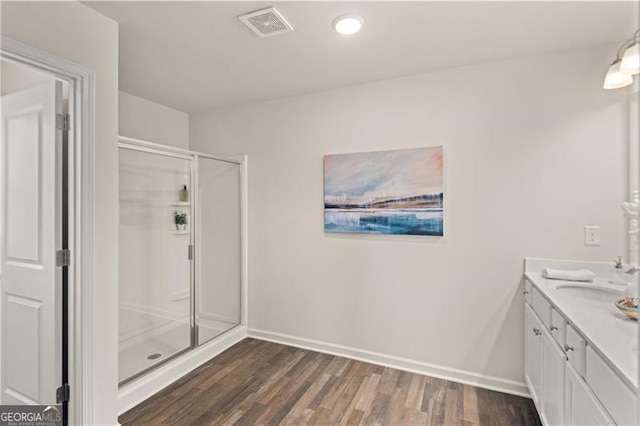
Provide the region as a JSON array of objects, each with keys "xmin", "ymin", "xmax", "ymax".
[{"xmin": 1, "ymin": 36, "xmax": 96, "ymax": 424}]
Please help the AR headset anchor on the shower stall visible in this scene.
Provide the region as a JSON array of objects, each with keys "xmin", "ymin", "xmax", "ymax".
[{"xmin": 118, "ymin": 138, "xmax": 243, "ymax": 386}]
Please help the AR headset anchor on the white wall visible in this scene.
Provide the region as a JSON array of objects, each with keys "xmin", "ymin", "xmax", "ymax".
[
  {"xmin": 190, "ymin": 46, "xmax": 629, "ymax": 391},
  {"xmin": 119, "ymin": 91, "xmax": 189, "ymax": 149},
  {"xmin": 1, "ymin": 2, "xmax": 119, "ymax": 424}
]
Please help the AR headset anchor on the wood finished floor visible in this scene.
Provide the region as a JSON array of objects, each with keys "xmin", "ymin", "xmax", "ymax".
[{"xmin": 120, "ymin": 338, "xmax": 541, "ymax": 426}]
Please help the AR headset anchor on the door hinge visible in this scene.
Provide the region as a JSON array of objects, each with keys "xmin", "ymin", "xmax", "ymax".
[
  {"xmin": 188, "ymin": 245, "xmax": 194, "ymax": 261},
  {"xmin": 56, "ymin": 249, "xmax": 71, "ymax": 267},
  {"xmin": 56, "ymin": 114, "xmax": 70, "ymax": 132},
  {"xmin": 56, "ymin": 383, "xmax": 70, "ymax": 403}
]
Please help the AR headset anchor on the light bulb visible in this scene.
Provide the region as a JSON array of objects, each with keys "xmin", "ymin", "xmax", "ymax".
[
  {"xmin": 620, "ymin": 42, "xmax": 640, "ymax": 75},
  {"xmin": 603, "ymin": 59, "xmax": 633, "ymax": 90},
  {"xmin": 333, "ymin": 15, "xmax": 363, "ymax": 35}
]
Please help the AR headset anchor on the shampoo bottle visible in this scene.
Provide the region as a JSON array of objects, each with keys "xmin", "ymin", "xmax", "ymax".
[{"xmin": 179, "ymin": 185, "xmax": 189, "ymax": 202}]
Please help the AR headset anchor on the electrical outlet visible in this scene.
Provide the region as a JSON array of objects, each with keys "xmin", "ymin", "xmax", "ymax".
[{"xmin": 585, "ymin": 226, "xmax": 601, "ymax": 246}]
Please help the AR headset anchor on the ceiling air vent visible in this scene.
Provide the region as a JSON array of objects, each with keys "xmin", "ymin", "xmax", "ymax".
[{"xmin": 238, "ymin": 7, "xmax": 294, "ymax": 38}]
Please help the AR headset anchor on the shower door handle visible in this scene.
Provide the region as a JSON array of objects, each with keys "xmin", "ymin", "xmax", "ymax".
[{"xmin": 188, "ymin": 245, "xmax": 193, "ymax": 261}]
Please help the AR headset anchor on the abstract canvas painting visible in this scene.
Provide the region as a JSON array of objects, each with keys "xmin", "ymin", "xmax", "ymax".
[{"xmin": 324, "ymin": 146, "xmax": 444, "ymax": 236}]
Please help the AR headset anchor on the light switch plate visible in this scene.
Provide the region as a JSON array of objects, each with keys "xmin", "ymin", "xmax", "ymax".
[{"xmin": 584, "ymin": 226, "xmax": 601, "ymax": 246}]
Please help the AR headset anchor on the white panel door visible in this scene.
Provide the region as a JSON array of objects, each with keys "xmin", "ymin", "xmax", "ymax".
[{"xmin": 0, "ymin": 81, "xmax": 63, "ymax": 405}]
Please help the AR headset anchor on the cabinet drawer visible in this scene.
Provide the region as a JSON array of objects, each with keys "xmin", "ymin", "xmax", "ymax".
[
  {"xmin": 524, "ymin": 280, "xmax": 532, "ymax": 303},
  {"xmin": 550, "ymin": 307, "xmax": 566, "ymax": 347},
  {"xmin": 530, "ymin": 286, "xmax": 551, "ymax": 329},
  {"xmin": 586, "ymin": 346, "xmax": 638, "ymax": 426},
  {"xmin": 565, "ymin": 324, "xmax": 586, "ymax": 377}
]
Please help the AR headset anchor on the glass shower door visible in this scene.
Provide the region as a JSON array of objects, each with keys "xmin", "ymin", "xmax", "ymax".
[
  {"xmin": 196, "ymin": 156, "xmax": 241, "ymax": 344},
  {"xmin": 118, "ymin": 147, "xmax": 193, "ymax": 385}
]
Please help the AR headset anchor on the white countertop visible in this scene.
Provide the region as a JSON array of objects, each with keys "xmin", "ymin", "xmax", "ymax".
[{"xmin": 524, "ymin": 258, "xmax": 639, "ymax": 390}]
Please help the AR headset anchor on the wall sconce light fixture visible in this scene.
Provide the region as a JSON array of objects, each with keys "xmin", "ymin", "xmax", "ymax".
[{"xmin": 604, "ymin": 30, "xmax": 640, "ymax": 90}]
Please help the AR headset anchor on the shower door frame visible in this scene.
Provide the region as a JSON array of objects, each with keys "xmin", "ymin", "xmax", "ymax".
[
  {"xmin": 117, "ymin": 136, "xmax": 247, "ymax": 386},
  {"xmin": 193, "ymin": 152, "xmax": 245, "ymax": 346},
  {"xmin": 117, "ymin": 142, "xmax": 197, "ymax": 385}
]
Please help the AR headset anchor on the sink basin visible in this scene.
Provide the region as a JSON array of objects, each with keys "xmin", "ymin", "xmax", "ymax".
[{"xmin": 554, "ymin": 283, "xmax": 624, "ymax": 302}]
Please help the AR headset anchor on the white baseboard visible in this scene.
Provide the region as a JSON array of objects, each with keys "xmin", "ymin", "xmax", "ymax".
[
  {"xmin": 118, "ymin": 325, "xmax": 247, "ymax": 415},
  {"xmin": 248, "ymin": 328, "xmax": 530, "ymax": 398}
]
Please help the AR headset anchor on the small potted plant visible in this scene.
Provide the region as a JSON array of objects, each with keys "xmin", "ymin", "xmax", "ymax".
[{"xmin": 173, "ymin": 211, "xmax": 188, "ymax": 230}]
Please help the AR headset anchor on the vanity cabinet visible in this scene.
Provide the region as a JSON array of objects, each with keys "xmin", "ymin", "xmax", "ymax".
[
  {"xmin": 541, "ymin": 325, "xmax": 566, "ymax": 426},
  {"xmin": 585, "ymin": 346, "xmax": 636, "ymax": 425},
  {"xmin": 565, "ymin": 362, "xmax": 613, "ymax": 425},
  {"xmin": 524, "ymin": 279, "xmax": 633, "ymax": 425},
  {"xmin": 525, "ymin": 304, "xmax": 566, "ymax": 426},
  {"xmin": 525, "ymin": 305, "xmax": 543, "ymax": 405}
]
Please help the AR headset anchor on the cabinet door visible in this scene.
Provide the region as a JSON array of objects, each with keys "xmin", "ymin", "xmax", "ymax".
[
  {"xmin": 565, "ymin": 362, "xmax": 614, "ymax": 425},
  {"xmin": 525, "ymin": 304, "xmax": 543, "ymax": 408},
  {"xmin": 542, "ymin": 328, "xmax": 565, "ymax": 425}
]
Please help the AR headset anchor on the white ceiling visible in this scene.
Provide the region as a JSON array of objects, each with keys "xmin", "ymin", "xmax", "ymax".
[{"xmin": 85, "ymin": 1, "xmax": 637, "ymax": 113}]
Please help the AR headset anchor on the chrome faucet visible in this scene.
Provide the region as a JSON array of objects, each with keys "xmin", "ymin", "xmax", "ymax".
[{"xmin": 625, "ymin": 265, "xmax": 640, "ymax": 275}]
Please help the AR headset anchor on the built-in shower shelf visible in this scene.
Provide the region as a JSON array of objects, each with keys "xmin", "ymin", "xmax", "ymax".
[
  {"xmin": 169, "ymin": 202, "xmax": 191, "ymax": 207},
  {"xmin": 170, "ymin": 230, "xmax": 190, "ymax": 235}
]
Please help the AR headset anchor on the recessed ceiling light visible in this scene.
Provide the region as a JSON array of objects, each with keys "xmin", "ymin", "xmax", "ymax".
[{"xmin": 332, "ymin": 14, "xmax": 363, "ymax": 35}]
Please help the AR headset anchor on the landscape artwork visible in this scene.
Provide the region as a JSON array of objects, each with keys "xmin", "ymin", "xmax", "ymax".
[{"xmin": 323, "ymin": 146, "xmax": 444, "ymax": 236}]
